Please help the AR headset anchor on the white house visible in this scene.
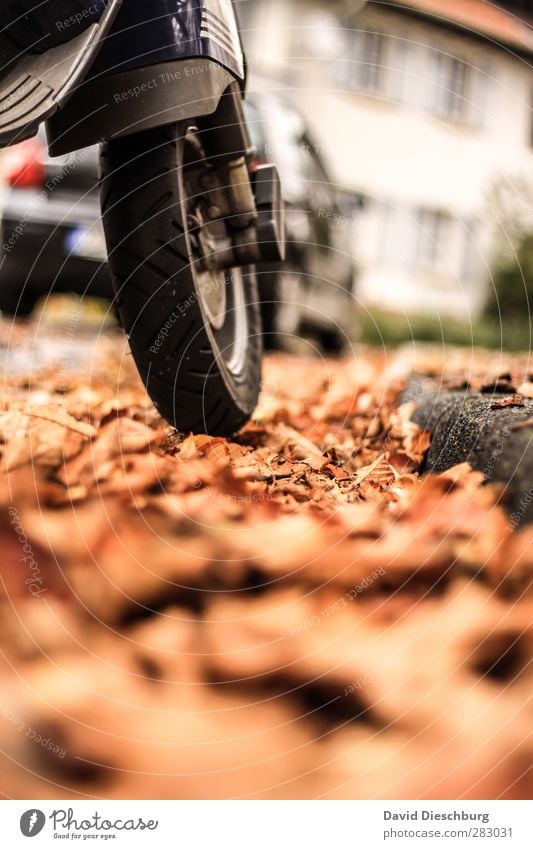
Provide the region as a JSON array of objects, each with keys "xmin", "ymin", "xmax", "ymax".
[{"xmin": 238, "ymin": 0, "xmax": 533, "ymax": 319}]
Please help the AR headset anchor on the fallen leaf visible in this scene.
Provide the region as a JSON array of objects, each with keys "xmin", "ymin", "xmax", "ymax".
[{"xmin": 490, "ymin": 395, "xmax": 525, "ymax": 409}]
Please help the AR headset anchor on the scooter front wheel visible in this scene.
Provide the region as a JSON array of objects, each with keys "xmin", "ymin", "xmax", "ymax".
[{"xmin": 100, "ymin": 124, "xmax": 262, "ymax": 436}]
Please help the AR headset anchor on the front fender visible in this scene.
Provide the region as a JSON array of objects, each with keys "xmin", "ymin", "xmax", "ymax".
[{"xmin": 47, "ymin": 58, "xmax": 240, "ymax": 155}]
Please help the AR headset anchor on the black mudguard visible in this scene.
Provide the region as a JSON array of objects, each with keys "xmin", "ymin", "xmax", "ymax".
[{"xmin": 46, "ymin": 58, "xmax": 240, "ymax": 156}]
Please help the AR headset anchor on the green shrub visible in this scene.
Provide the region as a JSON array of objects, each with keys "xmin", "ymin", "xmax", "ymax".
[
  {"xmin": 360, "ymin": 310, "xmax": 530, "ymax": 351},
  {"xmin": 485, "ymin": 232, "xmax": 533, "ymax": 325}
]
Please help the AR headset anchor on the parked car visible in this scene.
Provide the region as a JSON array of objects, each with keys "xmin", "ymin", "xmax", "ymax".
[
  {"xmin": 246, "ymin": 88, "xmax": 358, "ymax": 351},
  {"xmin": 0, "ymin": 129, "xmax": 109, "ymax": 316},
  {"xmin": 0, "ymin": 94, "xmax": 357, "ymax": 350}
]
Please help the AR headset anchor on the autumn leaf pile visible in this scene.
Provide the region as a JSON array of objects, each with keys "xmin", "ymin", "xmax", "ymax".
[{"xmin": 0, "ymin": 324, "xmax": 531, "ymax": 800}]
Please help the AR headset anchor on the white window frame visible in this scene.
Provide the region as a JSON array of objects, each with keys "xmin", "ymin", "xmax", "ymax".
[
  {"xmin": 416, "ymin": 208, "xmax": 453, "ymax": 270},
  {"xmin": 338, "ymin": 28, "xmax": 386, "ymax": 95},
  {"xmin": 431, "ymin": 51, "xmax": 471, "ymax": 122}
]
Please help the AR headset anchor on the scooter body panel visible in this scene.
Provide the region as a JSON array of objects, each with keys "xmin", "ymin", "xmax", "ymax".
[
  {"xmin": 46, "ymin": 0, "xmax": 247, "ymax": 155},
  {"xmin": 91, "ymin": 0, "xmax": 245, "ymax": 81},
  {"xmin": 0, "ymin": 0, "xmax": 122, "ymax": 146},
  {"xmin": 0, "ymin": 1, "xmax": 110, "ymax": 54}
]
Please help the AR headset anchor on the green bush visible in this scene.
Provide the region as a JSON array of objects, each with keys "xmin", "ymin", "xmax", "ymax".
[
  {"xmin": 485, "ymin": 232, "xmax": 533, "ymax": 325},
  {"xmin": 360, "ymin": 310, "xmax": 531, "ymax": 352},
  {"xmin": 359, "ymin": 234, "xmax": 533, "ymax": 352}
]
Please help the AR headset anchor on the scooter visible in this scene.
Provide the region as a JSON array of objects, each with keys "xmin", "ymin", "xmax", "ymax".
[{"xmin": 0, "ymin": 1, "xmax": 284, "ymax": 435}]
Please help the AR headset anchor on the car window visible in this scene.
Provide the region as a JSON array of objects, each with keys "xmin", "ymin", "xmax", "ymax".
[
  {"xmin": 246, "ymin": 94, "xmax": 337, "ymax": 212},
  {"xmin": 243, "ymin": 100, "xmax": 268, "ymax": 160},
  {"xmin": 294, "ymin": 134, "xmax": 335, "ymax": 209}
]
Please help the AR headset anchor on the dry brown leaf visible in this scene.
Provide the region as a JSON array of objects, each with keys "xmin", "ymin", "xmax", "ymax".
[
  {"xmin": 490, "ymin": 394, "xmax": 525, "ymax": 409},
  {"xmin": 0, "ymin": 325, "xmax": 531, "ymax": 802}
]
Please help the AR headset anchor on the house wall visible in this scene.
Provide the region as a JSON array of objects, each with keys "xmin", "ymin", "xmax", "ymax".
[{"xmin": 239, "ymin": 0, "xmax": 533, "ymax": 318}]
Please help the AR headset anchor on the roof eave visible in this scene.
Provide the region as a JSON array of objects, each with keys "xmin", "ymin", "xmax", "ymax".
[{"xmin": 376, "ymin": 0, "xmax": 533, "ymax": 62}]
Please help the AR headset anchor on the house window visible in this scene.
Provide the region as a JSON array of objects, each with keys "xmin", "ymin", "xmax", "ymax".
[
  {"xmin": 432, "ymin": 52, "xmax": 470, "ymax": 121},
  {"xmin": 461, "ymin": 220, "xmax": 483, "ymax": 282},
  {"xmin": 338, "ymin": 29, "xmax": 385, "ymax": 94},
  {"xmin": 416, "ymin": 209, "xmax": 452, "ymax": 269},
  {"xmin": 530, "ymin": 88, "xmax": 533, "ymax": 147},
  {"xmin": 234, "ymin": 1, "xmax": 254, "ymax": 31}
]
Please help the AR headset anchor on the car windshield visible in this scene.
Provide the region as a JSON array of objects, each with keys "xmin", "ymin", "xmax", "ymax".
[{"xmin": 243, "ymin": 100, "xmax": 268, "ymax": 160}]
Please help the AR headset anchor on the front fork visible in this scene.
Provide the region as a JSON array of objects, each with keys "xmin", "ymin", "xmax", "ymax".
[{"xmin": 193, "ymin": 82, "xmax": 285, "ymax": 271}]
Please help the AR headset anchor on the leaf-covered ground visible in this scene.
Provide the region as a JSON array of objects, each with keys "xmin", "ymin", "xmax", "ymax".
[{"xmin": 0, "ymin": 322, "xmax": 531, "ymax": 800}]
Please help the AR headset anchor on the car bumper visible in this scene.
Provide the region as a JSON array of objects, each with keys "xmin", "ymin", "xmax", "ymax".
[{"xmin": 0, "ymin": 193, "xmax": 111, "ymax": 298}]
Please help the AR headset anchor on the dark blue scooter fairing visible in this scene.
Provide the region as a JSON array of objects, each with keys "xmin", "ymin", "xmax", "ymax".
[
  {"xmin": 0, "ymin": 0, "xmax": 109, "ymax": 54},
  {"xmin": 46, "ymin": 0, "xmax": 247, "ymax": 155},
  {"xmin": 90, "ymin": 0, "xmax": 244, "ymax": 82},
  {"xmin": 0, "ymin": 0, "xmax": 122, "ymax": 147}
]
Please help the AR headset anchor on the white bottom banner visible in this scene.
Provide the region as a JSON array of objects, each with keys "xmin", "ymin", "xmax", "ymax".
[{"xmin": 2, "ymin": 800, "xmax": 531, "ymax": 848}]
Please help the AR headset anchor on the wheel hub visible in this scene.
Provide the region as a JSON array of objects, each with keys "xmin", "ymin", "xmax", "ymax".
[{"xmin": 198, "ymin": 271, "xmax": 227, "ymax": 331}]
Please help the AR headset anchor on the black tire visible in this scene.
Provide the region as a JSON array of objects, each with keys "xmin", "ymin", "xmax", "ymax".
[
  {"xmin": 319, "ymin": 327, "xmax": 346, "ymax": 355},
  {"xmin": 259, "ymin": 268, "xmax": 351, "ymax": 354},
  {"xmin": 0, "ymin": 275, "xmax": 37, "ymax": 317},
  {"xmin": 257, "ymin": 269, "xmax": 279, "ymax": 350},
  {"xmin": 100, "ymin": 124, "xmax": 262, "ymax": 436}
]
